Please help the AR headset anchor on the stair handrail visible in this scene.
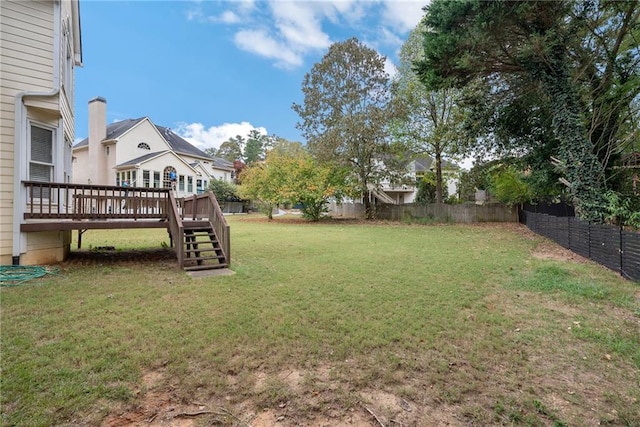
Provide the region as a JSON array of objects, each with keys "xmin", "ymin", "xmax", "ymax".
[
  {"xmin": 167, "ymin": 191, "xmax": 185, "ymax": 267},
  {"xmin": 206, "ymin": 191, "xmax": 231, "ymax": 266}
]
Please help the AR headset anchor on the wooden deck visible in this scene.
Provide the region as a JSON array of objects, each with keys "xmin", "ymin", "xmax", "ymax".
[
  {"xmin": 20, "ymin": 219, "xmax": 169, "ymax": 232},
  {"xmin": 20, "ymin": 181, "xmax": 231, "ymax": 270}
]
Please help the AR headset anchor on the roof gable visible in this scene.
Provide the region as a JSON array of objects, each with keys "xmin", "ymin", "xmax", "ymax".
[
  {"xmin": 72, "ymin": 116, "xmax": 232, "ymax": 170},
  {"xmin": 116, "ymin": 150, "xmax": 198, "ymax": 173},
  {"xmin": 73, "ymin": 117, "xmax": 146, "ymax": 148}
]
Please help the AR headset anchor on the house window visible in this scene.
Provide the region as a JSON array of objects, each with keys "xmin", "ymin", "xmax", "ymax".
[
  {"xmin": 29, "ymin": 124, "xmax": 54, "ymax": 198},
  {"xmin": 163, "ymin": 166, "xmax": 176, "ymax": 188},
  {"xmin": 153, "ymin": 172, "xmax": 161, "ymax": 188},
  {"xmin": 131, "ymin": 170, "xmax": 137, "ymax": 186},
  {"xmin": 178, "ymin": 175, "xmax": 185, "ymax": 192},
  {"xmin": 196, "ymin": 179, "xmax": 203, "ymax": 194},
  {"xmin": 143, "ymin": 170, "xmax": 150, "ymax": 187},
  {"xmin": 187, "ymin": 176, "xmax": 193, "ymax": 193},
  {"xmin": 116, "ymin": 173, "xmax": 121, "ymax": 186},
  {"xmin": 137, "ymin": 142, "xmax": 150, "ymax": 150}
]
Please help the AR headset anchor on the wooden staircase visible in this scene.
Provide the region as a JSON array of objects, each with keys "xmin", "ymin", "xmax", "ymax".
[
  {"xmin": 167, "ymin": 192, "xmax": 231, "ymax": 272},
  {"xmin": 182, "ymin": 220, "xmax": 228, "ymax": 271}
]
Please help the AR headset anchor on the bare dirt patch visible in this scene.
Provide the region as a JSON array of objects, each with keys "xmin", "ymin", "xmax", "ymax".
[
  {"xmin": 531, "ymin": 239, "xmax": 590, "ymax": 263},
  {"xmin": 63, "ymin": 248, "xmax": 178, "ymax": 267},
  {"xmin": 99, "ymin": 367, "xmax": 468, "ymax": 427}
]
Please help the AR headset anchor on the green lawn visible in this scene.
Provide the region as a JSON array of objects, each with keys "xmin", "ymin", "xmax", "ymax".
[{"xmin": 1, "ymin": 217, "xmax": 638, "ymax": 426}]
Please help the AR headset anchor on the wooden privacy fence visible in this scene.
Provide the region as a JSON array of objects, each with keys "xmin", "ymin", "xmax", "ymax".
[
  {"xmin": 521, "ymin": 211, "xmax": 640, "ymax": 281},
  {"xmin": 376, "ymin": 203, "xmax": 519, "ymax": 223},
  {"xmin": 327, "ymin": 201, "xmax": 366, "ymax": 219}
]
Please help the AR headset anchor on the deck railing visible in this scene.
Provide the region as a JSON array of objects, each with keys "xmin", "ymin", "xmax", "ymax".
[
  {"xmin": 22, "ymin": 182, "xmax": 230, "ymax": 268},
  {"xmin": 22, "ymin": 181, "xmax": 170, "ymax": 220},
  {"xmin": 182, "ymin": 192, "xmax": 231, "ymax": 266},
  {"xmin": 167, "ymin": 191, "xmax": 185, "ymax": 266}
]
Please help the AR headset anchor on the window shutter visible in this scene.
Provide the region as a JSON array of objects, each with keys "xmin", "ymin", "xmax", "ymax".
[
  {"xmin": 31, "ymin": 126, "xmax": 53, "ymax": 163},
  {"xmin": 29, "ymin": 163, "xmax": 51, "ymax": 182},
  {"xmin": 29, "ymin": 125, "xmax": 53, "ymax": 198}
]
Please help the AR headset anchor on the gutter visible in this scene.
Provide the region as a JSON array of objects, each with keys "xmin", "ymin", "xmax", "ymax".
[
  {"xmin": 12, "ymin": 1, "xmax": 62, "ymax": 265},
  {"xmin": 12, "ymin": 89, "xmax": 60, "ymax": 264}
]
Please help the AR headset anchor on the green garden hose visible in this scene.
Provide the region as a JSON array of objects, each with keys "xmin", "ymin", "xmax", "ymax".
[{"xmin": 0, "ymin": 265, "xmax": 59, "ymax": 287}]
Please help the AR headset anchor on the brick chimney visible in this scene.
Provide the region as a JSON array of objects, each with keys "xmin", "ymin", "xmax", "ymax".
[{"xmin": 88, "ymin": 97, "xmax": 107, "ymax": 184}]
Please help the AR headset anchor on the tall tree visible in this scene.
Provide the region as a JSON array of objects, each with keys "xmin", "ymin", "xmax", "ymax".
[
  {"xmin": 244, "ymin": 129, "xmax": 265, "ymax": 164},
  {"xmin": 393, "ymin": 21, "xmax": 470, "ymax": 203},
  {"xmin": 574, "ymin": 1, "xmax": 640, "ymax": 190},
  {"xmin": 293, "ymin": 37, "xmax": 396, "ymax": 219},
  {"xmin": 461, "ymin": 76, "xmax": 565, "ymax": 201},
  {"xmin": 416, "ymin": 0, "xmax": 635, "ymax": 221},
  {"xmin": 215, "ymin": 136, "xmax": 244, "ymax": 162}
]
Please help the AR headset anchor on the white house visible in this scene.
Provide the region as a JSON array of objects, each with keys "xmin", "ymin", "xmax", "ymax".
[
  {"xmin": 1, "ymin": 0, "xmax": 83, "ymax": 265},
  {"xmin": 378, "ymin": 156, "xmax": 460, "ymax": 204},
  {"xmin": 72, "ymin": 97, "xmax": 234, "ymax": 197}
]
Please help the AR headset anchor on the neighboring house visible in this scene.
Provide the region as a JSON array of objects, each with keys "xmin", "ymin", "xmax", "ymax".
[
  {"xmin": 72, "ymin": 98, "xmax": 234, "ymax": 197},
  {"xmin": 1, "ymin": 0, "xmax": 83, "ymax": 265},
  {"xmin": 378, "ymin": 156, "xmax": 460, "ymax": 204}
]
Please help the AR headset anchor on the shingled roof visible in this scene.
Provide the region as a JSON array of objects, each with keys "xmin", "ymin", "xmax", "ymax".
[
  {"xmin": 154, "ymin": 124, "xmax": 210, "ymax": 159},
  {"xmin": 74, "ymin": 118, "xmax": 146, "ymax": 148},
  {"xmin": 116, "ymin": 151, "xmax": 169, "ymax": 167},
  {"xmin": 73, "ymin": 118, "xmax": 211, "ymax": 160}
]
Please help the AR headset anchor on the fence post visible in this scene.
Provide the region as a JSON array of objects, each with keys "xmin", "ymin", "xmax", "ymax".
[
  {"xmin": 588, "ymin": 222, "xmax": 591, "ymax": 259},
  {"xmin": 619, "ymin": 226, "xmax": 623, "ymax": 277}
]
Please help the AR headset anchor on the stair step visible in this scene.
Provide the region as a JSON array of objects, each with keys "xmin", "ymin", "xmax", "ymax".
[
  {"xmin": 184, "ymin": 247, "xmax": 220, "ymax": 251},
  {"xmin": 185, "ymin": 255, "xmax": 226, "ymax": 261},
  {"xmin": 183, "ymin": 263, "xmax": 229, "ymax": 271},
  {"xmin": 186, "ymin": 255, "xmax": 226, "ymax": 261},
  {"xmin": 184, "ymin": 247, "xmax": 221, "ymax": 254},
  {"xmin": 183, "ymin": 220, "xmax": 210, "ymax": 227},
  {"xmin": 184, "ymin": 237, "xmax": 217, "ymax": 242},
  {"xmin": 184, "ymin": 227, "xmax": 215, "ymax": 234}
]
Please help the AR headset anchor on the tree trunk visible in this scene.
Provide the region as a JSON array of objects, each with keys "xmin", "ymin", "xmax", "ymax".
[
  {"xmin": 363, "ymin": 188, "xmax": 373, "ymax": 219},
  {"xmin": 435, "ymin": 147, "xmax": 443, "ymax": 204}
]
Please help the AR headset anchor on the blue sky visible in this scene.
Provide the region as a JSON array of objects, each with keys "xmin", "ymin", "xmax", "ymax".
[{"xmin": 75, "ymin": 0, "xmax": 426, "ymax": 150}]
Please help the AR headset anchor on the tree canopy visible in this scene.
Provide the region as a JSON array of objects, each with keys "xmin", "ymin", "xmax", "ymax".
[
  {"xmin": 392, "ymin": 20, "xmax": 470, "ymax": 203},
  {"xmin": 239, "ymin": 141, "xmax": 349, "ymax": 221},
  {"xmin": 212, "ymin": 136, "xmax": 244, "ymax": 162},
  {"xmin": 416, "ymin": 0, "xmax": 640, "ymax": 221},
  {"xmin": 293, "ymin": 37, "xmax": 396, "ymax": 219}
]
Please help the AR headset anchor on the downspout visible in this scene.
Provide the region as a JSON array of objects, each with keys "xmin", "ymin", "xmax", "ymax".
[{"xmin": 12, "ymin": 0, "xmax": 62, "ymax": 264}]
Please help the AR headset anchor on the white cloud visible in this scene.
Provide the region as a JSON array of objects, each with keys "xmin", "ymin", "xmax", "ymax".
[
  {"xmin": 381, "ymin": 1, "xmax": 426, "ymax": 33},
  {"xmin": 218, "ymin": 10, "xmax": 241, "ymax": 24},
  {"xmin": 175, "ymin": 121, "xmax": 268, "ymax": 150},
  {"xmin": 236, "ymin": 0, "xmax": 256, "ymax": 14},
  {"xmin": 378, "ymin": 26, "xmax": 404, "ymax": 48},
  {"xmin": 269, "ymin": 1, "xmax": 332, "ymax": 50},
  {"xmin": 188, "ymin": 0, "xmax": 425, "ymax": 69},
  {"xmin": 234, "ymin": 29, "xmax": 303, "ymax": 69},
  {"xmin": 384, "ymin": 57, "xmax": 397, "ymax": 79}
]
